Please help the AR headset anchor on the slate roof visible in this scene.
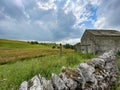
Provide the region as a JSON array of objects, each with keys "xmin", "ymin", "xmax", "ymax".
[{"xmin": 86, "ymin": 29, "xmax": 120, "ymax": 36}]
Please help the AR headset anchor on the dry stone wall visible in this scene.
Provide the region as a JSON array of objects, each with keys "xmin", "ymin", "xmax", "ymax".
[{"xmin": 19, "ymin": 50, "xmax": 119, "ymax": 90}]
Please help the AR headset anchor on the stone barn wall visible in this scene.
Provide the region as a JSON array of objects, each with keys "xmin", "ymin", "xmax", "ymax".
[
  {"xmin": 19, "ymin": 50, "xmax": 119, "ymax": 90},
  {"xmin": 80, "ymin": 31, "xmax": 94, "ymax": 54},
  {"xmin": 95, "ymin": 36, "xmax": 120, "ymax": 54},
  {"xmin": 79, "ymin": 30, "xmax": 120, "ymax": 54}
]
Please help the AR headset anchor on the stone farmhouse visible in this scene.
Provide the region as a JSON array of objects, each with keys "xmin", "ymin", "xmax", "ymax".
[{"xmin": 76, "ymin": 29, "xmax": 120, "ymax": 54}]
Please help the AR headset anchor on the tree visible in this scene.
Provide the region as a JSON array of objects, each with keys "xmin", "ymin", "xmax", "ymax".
[
  {"xmin": 30, "ymin": 41, "xmax": 39, "ymax": 44},
  {"xmin": 63, "ymin": 44, "xmax": 74, "ymax": 49},
  {"xmin": 52, "ymin": 45, "xmax": 56, "ymax": 49}
]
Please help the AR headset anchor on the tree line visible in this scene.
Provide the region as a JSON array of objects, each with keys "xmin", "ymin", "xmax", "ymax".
[{"xmin": 27, "ymin": 41, "xmax": 75, "ymax": 49}]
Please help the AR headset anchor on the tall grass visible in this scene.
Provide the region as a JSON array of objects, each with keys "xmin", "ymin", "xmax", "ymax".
[
  {"xmin": 0, "ymin": 52, "xmax": 95, "ymax": 90},
  {"xmin": 0, "ymin": 39, "xmax": 73, "ymax": 64},
  {"xmin": 0, "ymin": 39, "xmax": 49, "ymax": 49},
  {"xmin": 0, "ymin": 49, "xmax": 72, "ymax": 64},
  {"xmin": 115, "ymin": 55, "xmax": 120, "ymax": 90}
]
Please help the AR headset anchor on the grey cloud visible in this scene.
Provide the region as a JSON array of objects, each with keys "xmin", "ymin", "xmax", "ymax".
[
  {"xmin": 95, "ymin": 0, "xmax": 120, "ymax": 29},
  {"xmin": 0, "ymin": 0, "xmax": 25, "ymax": 20},
  {"xmin": 0, "ymin": 19, "xmax": 54, "ymax": 41},
  {"xmin": 29, "ymin": 9, "xmax": 57, "ymax": 22},
  {"xmin": 0, "ymin": 0, "xmax": 86, "ymax": 43},
  {"xmin": 54, "ymin": 0, "xmax": 66, "ymax": 8},
  {"xmin": 50, "ymin": 9, "xmax": 81, "ymax": 41}
]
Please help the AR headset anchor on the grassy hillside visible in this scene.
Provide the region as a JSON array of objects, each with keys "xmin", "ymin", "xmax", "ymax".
[
  {"xmin": 0, "ymin": 39, "xmax": 73, "ymax": 64},
  {"xmin": 116, "ymin": 55, "xmax": 120, "ymax": 90},
  {"xmin": 0, "ymin": 52, "xmax": 94, "ymax": 90},
  {"xmin": 0, "ymin": 39, "xmax": 119, "ymax": 90},
  {"xmin": 0, "ymin": 39, "xmax": 94, "ymax": 89},
  {"xmin": 0, "ymin": 39, "xmax": 50, "ymax": 49}
]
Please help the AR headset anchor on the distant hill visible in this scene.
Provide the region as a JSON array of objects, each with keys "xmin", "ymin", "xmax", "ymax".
[
  {"xmin": 0, "ymin": 39, "xmax": 73, "ymax": 64},
  {"xmin": 0, "ymin": 39, "xmax": 53, "ymax": 49}
]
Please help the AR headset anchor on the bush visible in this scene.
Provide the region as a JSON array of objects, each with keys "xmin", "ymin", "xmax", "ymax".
[
  {"xmin": 63, "ymin": 44, "xmax": 74, "ymax": 49},
  {"xmin": 52, "ymin": 46, "xmax": 56, "ymax": 49},
  {"xmin": 117, "ymin": 51, "xmax": 120, "ymax": 56},
  {"xmin": 30, "ymin": 41, "xmax": 39, "ymax": 44}
]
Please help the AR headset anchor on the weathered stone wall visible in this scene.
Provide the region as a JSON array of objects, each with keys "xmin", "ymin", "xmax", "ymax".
[
  {"xmin": 81, "ymin": 31, "xmax": 94, "ymax": 54},
  {"xmin": 93, "ymin": 36, "xmax": 120, "ymax": 54},
  {"xmin": 19, "ymin": 50, "xmax": 119, "ymax": 90},
  {"xmin": 80, "ymin": 30, "xmax": 120, "ymax": 54}
]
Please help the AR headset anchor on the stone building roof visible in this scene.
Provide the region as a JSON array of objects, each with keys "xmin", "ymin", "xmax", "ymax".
[{"xmin": 86, "ymin": 29, "xmax": 120, "ymax": 36}]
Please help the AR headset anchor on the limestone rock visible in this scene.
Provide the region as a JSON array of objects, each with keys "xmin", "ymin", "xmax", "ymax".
[
  {"xmin": 28, "ymin": 75, "xmax": 54, "ymax": 90},
  {"xmin": 19, "ymin": 81, "xmax": 28, "ymax": 90},
  {"xmin": 19, "ymin": 50, "xmax": 119, "ymax": 90},
  {"xmin": 40, "ymin": 77, "xmax": 54, "ymax": 90},
  {"xmin": 90, "ymin": 58, "xmax": 105, "ymax": 69},
  {"xmin": 52, "ymin": 73, "xmax": 68, "ymax": 90},
  {"xmin": 28, "ymin": 75, "xmax": 43, "ymax": 90},
  {"xmin": 60, "ymin": 73, "xmax": 77, "ymax": 90},
  {"xmin": 78, "ymin": 63, "xmax": 95, "ymax": 82}
]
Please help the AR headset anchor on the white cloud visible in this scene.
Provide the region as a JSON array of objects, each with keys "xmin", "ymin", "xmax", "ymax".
[
  {"xmin": 1, "ymin": 0, "xmax": 120, "ymax": 45},
  {"xmin": 94, "ymin": 17, "xmax": 106, "ymax": 28},
  {"xmin": 0, "ymin": 0, "xmax": 94, "ymax": 44},
  {"xmin": 36, "ymin": 0, "xmax": 57, "ymax": 10},
  {"xmin": 63, "ymin": 0, "xmax": 99, "ymax": 29},
  {"xmin": 14, "ymin": 0, "xmax": 24, "ymax": 8},
  {"xmin": 94, "ymin": 0, "xmax": 120, "ymax": 30},
  {"xmin": 0, "ymin": 15, "xmax": 54, "ymax": 40},
  {"xmin": 57, "ymin": 38, "xmax": 80, "ymax": 45},
  {"xmin": 89, "ymin": 0, "xmax": 101, "ymax": 6}
]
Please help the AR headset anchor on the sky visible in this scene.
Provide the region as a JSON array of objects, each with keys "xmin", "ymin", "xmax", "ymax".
[{"xmin": 0, "ymin": 0, "xmax": 120, "ymax": 45}]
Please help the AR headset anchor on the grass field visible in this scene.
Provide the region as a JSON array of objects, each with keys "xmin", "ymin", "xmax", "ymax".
[
  {"xmin": 0, "ymin": 52, "xmax": 94, "ymax": 90},
  {"xmin": 0, "ymin": 39, "xmax": 76, "ymax": 89},
  {"xmin": 116, "ymin": 55, "xmax": 120, "ymax": 90},
  {"xmin": 0, "ymin": 39, "xmax": 72, "ymax": 64},
  {"xmin": 0, "ymin": 39, "xmax": 120, "ymax": 90},
  {"xmin": 0, "ymin": 39, "xmax": 49, "ymax": 49}
]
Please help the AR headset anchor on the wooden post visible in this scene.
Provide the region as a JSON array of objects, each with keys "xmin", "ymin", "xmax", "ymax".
[{"xmin": 60, "ymin": 43, "xmax": 62, "ymax": 57}]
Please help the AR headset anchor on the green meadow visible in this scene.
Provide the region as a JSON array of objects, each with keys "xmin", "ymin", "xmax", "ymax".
[
  {"xmin": 0, "ymin": 53, "xmax": 95, "ymax": 89},
  {"xmin": 0, "ymin": 39, "xmax": 119, "ymax": 90},
  {"xmin": 0, "ymin": 39, "xmax": 72, "ymax": 64},
  {"xmin": 116, "ymin": 55, "xmax": 120, "ymax": 90}
]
